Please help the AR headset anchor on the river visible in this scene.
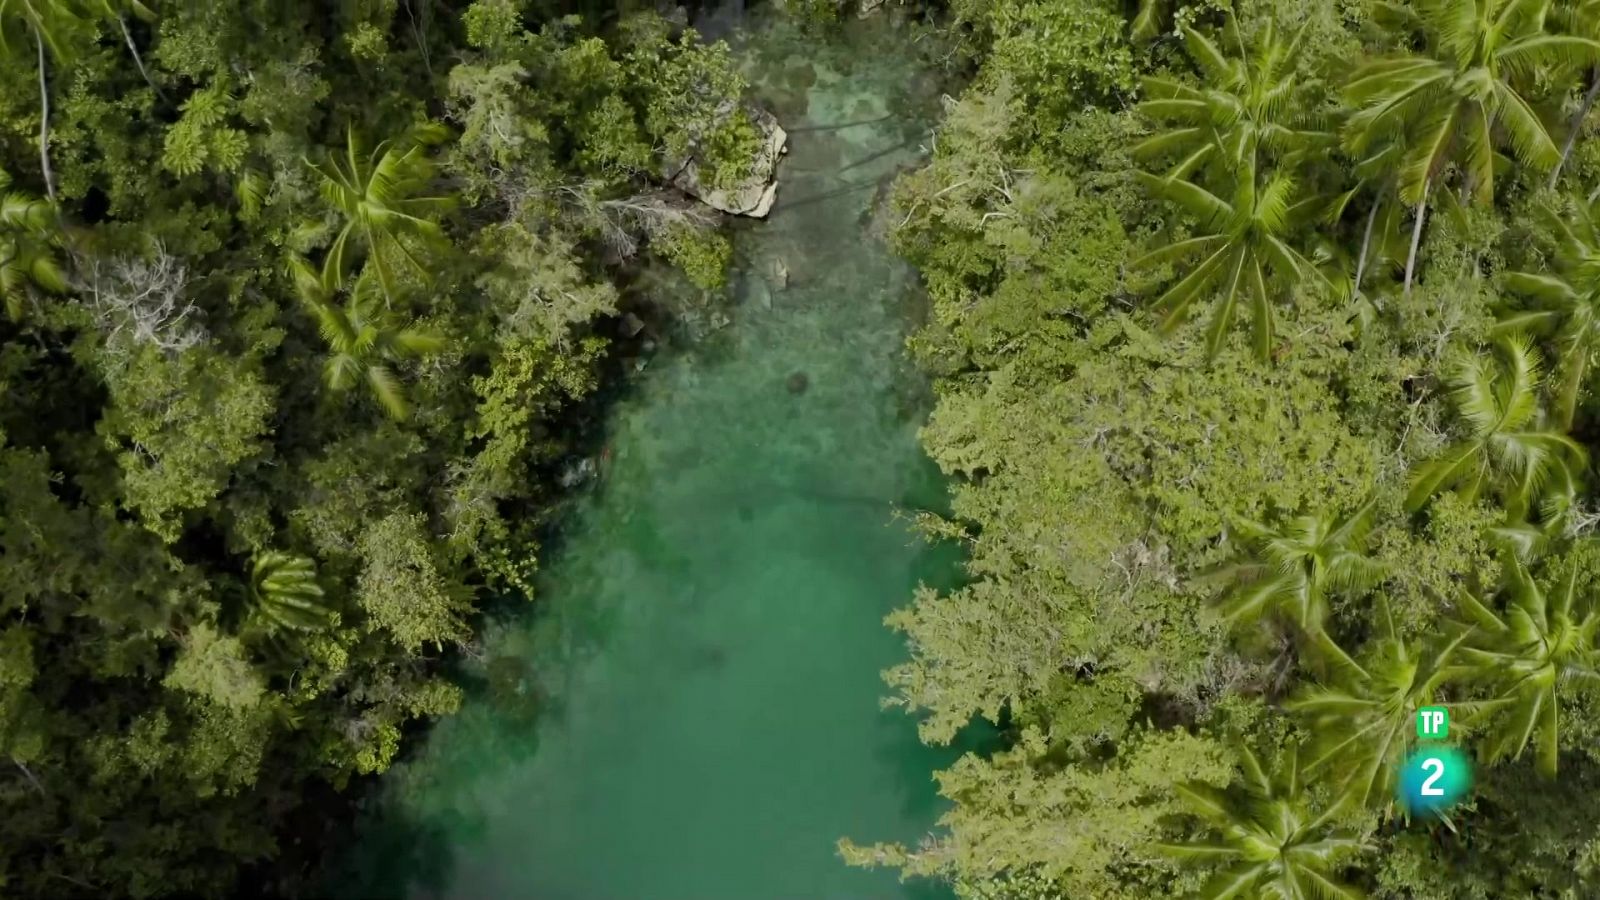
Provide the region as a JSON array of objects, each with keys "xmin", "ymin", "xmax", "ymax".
[{"xmin": 337, "ymin": 12, "xmax": 965, "ymax": 899}]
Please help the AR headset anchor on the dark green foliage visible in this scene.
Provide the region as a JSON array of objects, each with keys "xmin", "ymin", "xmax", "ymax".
[{"xmin": 0, "ymin": 0, "xmax": 756, "ymax": 894}]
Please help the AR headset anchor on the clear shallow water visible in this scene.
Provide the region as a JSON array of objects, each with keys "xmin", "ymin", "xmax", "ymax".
[{"xmin": 340, "ymin": 16, "xmax": 966, "ymax": 900}]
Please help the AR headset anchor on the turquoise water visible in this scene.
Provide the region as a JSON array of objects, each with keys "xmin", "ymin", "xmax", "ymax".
[{"xmin": 342, "ymin": 16, "xmax": 963, "ymax": 899}]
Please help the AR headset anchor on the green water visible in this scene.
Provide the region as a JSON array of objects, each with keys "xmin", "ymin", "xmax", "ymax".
[{"xmin": 343, "ymin": 16, "xmax": 964, "ymax": 900}]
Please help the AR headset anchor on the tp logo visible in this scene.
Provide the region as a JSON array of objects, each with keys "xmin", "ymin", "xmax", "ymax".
[
  {"xmin": 1417, "ymin": 706, "xmax": 1448, "ymax": 740},
  {"xmin": 1398, "ymin": 707, "xmax": 1470, "ymax": 817}
]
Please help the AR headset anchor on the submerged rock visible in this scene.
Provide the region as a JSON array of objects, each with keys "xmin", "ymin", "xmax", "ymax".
[
  {"xmin": 786, "ymin": 371, "xmax": 810, "ymax": 394},
  {"xmin": 666, "ymin": 106, "xmax": 788, "ymax": 218}
]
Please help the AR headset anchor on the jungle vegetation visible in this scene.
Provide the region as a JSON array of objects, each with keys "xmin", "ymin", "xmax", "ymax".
[
  {"xmin": 0, "ymin": 0, "xmax": 759, "ymax": 895},
  {"xmin": 12, "ymin": 0, "xmax": 1600, "ymax": 898},
  {"xmin": 838, "ymin": 0, "xmax": 1600, "ymax": 897}
]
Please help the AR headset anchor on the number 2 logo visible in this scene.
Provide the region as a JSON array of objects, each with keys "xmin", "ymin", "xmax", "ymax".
[{"xmin": 1420, "ymin": 757, "xmax": 1445, "ymax": 796}]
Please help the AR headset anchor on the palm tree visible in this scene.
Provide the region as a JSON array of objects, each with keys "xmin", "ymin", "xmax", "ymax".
[
  {"xmin": 0, "ymin": 168, "xmax": 66, "ymax": 320},
  {"xmin": 1135, "ymin": 158, "xmax": 1327, "ymax": 360},
  {"xmin": 1161, "ymin": 743, "xmax": 1367, "ymax": 899},
  {"xmin": 1135, "ymin": 19, "xmax": 1326, "ymax": 181},
  {"xmin": 249, "ymin": 551, "xmax": 336, "ymax": 632},
  {"xmin": 291, "ymin": 257, "xmax": 445, "ymax": 420},
  {"xmin": 1551, "ymin": 0, "xmax": 1600, "ymax": 186},
  {"xmin": 1499, "ymin": 191, "xmax": 1600, "ymax": 428},
  {"xmin": 306, "ymin": 125, "xmax": 453, "ymax": 303},
  {"xmin": 1343, "ymin": 0, "xmax": 1600, "ymax": 295},
  {"xmin": 1405, "ymin": 335, "xmax": 1587, "ymax": 519},
  {"xmin": 1454, "ymin": 555, "xmax": 1600, "ymax": 776},
  {"xmin": 1288, "ymin": 601, "xmax": 1469, "ymax": 810},
  {"xmin": 1207, "ymin": 499, "xmax": 1382, "ymax": 671},
  {"xmin": 1131, "ymin": 0, "xmax": 1168, "ymax": 41}
]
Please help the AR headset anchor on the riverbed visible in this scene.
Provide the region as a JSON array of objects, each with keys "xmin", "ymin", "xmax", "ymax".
[{"xmin": 338, "ymin": 13, "xmax": 963, "ymax": 899}]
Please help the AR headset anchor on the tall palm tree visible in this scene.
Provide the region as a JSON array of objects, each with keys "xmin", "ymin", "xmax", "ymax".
[
  {"xmin": 1288, "ymin": 601, "xmax": 1469, "ymax": 810},
  {"xmin": 0, "ymin": 168, "xmax": 66, "ymax": 320},
  {"xmin": 1207, "ymin": 499, "xmax": 1382, "ymax": 671},
  {"xmin": 1454, "ymin": 555, "xmax": 1600, "ymax": 776},
  {"xmin": 249, "ymin": 551, "xmax": 336, "ymax": 632},
  {"xmin": 1135, "ymin": 158, "xmax": 1327, "ymax": 361},
  {"xmin": 1135, "ymin": 19, "xmax": 1327, "ymax": 181},
  {"xmin": 1551, "ymin": 0, "xmax": 1600, "ymax": 186},
  {"xmin": 1161, "ymin": 743, "xmax": 1368, "ymax": 899},
  {"xmin": 306, "ymin": 125, "xmax": 453, "ymax": 303},
  {"xmin": 291, "ymin": 257, "xmax": 444, "ymax": 420},
  {"xmin": 1343, "ymin": 0, "xmax": 1600, "ymax": 295},
  {"xmin": 1406, "ymin": 335, "xmax": 1586, "ymax": 519},
  {"xmin": 1499, "ymin": 190, "xmax": 1600, "ymax": 428}
]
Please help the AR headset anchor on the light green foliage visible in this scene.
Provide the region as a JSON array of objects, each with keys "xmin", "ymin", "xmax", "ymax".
[
  {"xmin": 842, "ymin": 727, "xmax": 1235, "ymax": 897},
  {"xmin": 292, "ymin": 261, "xmax": 446, "ymax": 420},
  {"xmin": 249, "ymin": 551, "xmax": 336, "ymax": 632},
  {"xmin": 870, "ymin": 0, "xmax": 1600, "ymax": 895},
  {"xmin": 889, "ymin": 334, "xmax": 1377, "ymax": 744},
  {"xmin": 0, "ymin": 167, "xmax": 65, "ymax": 319},
  {"xmin": 1343, "ymin": 0, "xmax": 1600, "ymax": 208},
  {"xmin": 163, "ymin": 623, "xmax": 265, "ymax": 709},
  {"xmin": 1455, "ymin": 553, "xmax": 1600, "ymax": 776},
  {"xmin": 97, "ymin": 344, "xmax": 275, "ymax": 542},
  {"xmin": 306, "ymin": 124, "xmax": 453, "ymax": 301},
  {"xmin": 1208, "ymin": 499, "xmax": 1383, "ymax": 669},
  {"xmin": 161, "ymin": 80, "xmax": 248, "ymax": 176},
  {"xmin": 625, "ymin": 26, "xmax": 761, "ymax": 187},
  {"xmin": 656, "ymin": 222, "xmax": 732, "ymax": 289},
  {"xmin": 1161, "ymin": 744, "xmax": 1367, "ymax": 900},
  {"xmin": 1135, "ymin": 20, "xmax": 1326, "ymax": 180},
  {"xmin": 1500, "ymin": 188, "xmax": 1600, "ymax": 427},
  {"xmin": 1404, "ymin": 335, "xmax": 1585, "ymax": 520},
  {"xmin": 357, "ymin": 512, "xmax": 471, "ymax": 652},
  {"xmin": 1289, "ymin": 610, "xmax": 1467, "ymax": 810},
  {"xmin": 984, "ymin": 0, "xmax": 1135, "ymax": 137}
]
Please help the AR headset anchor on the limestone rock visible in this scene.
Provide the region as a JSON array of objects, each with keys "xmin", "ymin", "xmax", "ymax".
[{"xmin": 666, "ymin": 107, "xmax": 788, "ymax": 218}]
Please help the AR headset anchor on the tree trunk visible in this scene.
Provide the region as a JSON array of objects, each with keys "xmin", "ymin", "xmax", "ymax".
[
  {"xmin": 1552, "ymin": 68, "xmax": 1600, "ymax": 190},
  {"xmin": 118, "ymin": 15, "xmax": 166, "ymax": 101},
  {"xmin": 1354, "ymin": 194, "xmax": 1380, "ymax": 292},
  {"xmin": 34, "ymin": 31, "xmax": 54, "ymax": 203},
  {"xmin": 1404, "ymin": 180, "xmax": 1429, "ymax": 298}
]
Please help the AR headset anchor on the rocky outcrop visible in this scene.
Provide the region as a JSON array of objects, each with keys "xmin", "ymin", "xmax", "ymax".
[{"xmin": 666, "ymin": 107, "xmax": 787, "ymax": 218}]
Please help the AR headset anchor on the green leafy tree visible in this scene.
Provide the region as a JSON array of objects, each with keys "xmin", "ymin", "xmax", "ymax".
[
  {"xmin": 1208, "ymin": 498, "xmax": 1383, "ymax": 670},
  {"xmin": 306, "ymin": 125, "xmax": 454, "ymax": 302},
  {"xmin": 1135, "ymin": 20, "xmax": 1325, "ymax": 181},
  {"xmin": 1161, "ymin": 743, "xmax": 1368, "ymax": 900},
  {"xmin": 1136, "ymin": 159, "xmax": 1326, "ymax": 360},
  {"xmin": 1405, "ymin": 335, "xmax": 1586, "ymax": 519},
  {"xmin": 1455, "ymin": 556, "xmax": 1600, "ymax": 775},
  {"xmin": 0, "ymin": 0, "xmax": 88, "ymax": 199},
  {"xmin": 1343, "ymin": 0, "xmax": 1600, "ymax": 294},
  {"xmin": 1499, "ymin": 190, "xmax": 1600, "ymax": 428},
  {"xmin": 1288, "ymin": 604, "xmax": 1468, "ymax": 809},
  {"xmin": 248, "ymin": 552, "xmax": 335, "ymax": 632},
  {"xmin": 0, "ymin": 167, "xmax": 65, "ymax": 319},
  {"xmin": 292, "ymin": 259, "xmax": 445, "ymax": 420}
]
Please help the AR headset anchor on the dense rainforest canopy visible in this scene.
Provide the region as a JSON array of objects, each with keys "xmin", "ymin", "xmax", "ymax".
[
  {"xmin": 0, "ymin": 0, "xmax": 759, "ymax": 894},
  {"xmin": 846, "ymin": 0, "xmax": 1600, "ymax": 897},
  {"xmin": 13, "ymin": 0, "xmax": 1600, "ymax": 898}
]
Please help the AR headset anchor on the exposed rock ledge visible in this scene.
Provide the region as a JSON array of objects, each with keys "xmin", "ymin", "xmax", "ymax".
[{"xmin": 665, "ymin": 107, "xmax": 787, "ymax": 218}]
